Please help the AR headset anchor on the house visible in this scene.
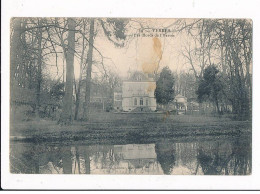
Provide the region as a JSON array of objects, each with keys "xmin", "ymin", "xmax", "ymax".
[
  {"xmin": 169, "ymin": 94, "xmax": 188, "ymax": 114},
  {"xmin": 114, "ymin": 71, "xmax": 157, "ymax": 112},
  {"xmin": 175, "ymin": 94, "xmax": 188, "ymax": 111}
]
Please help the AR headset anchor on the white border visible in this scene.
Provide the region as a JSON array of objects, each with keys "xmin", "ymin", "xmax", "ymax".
[{"xmin": 2, "ymin": 0, "xmax": 260, "ymax": 190}]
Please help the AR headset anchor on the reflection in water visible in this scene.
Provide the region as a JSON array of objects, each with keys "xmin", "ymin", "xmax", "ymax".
[
  {"xmin": 88, "ymin": 144, "xmax": 161, "ymax": 174},
  {"xmin": 155, "ymin": 143, "xmax": 176, "ymax": 174},
  {"xmin": 10, "ymin": 137, "xmax": 251, "ymax": 175}
]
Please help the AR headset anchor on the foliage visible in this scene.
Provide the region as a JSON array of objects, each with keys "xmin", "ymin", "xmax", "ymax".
[
  {"xmin": 154, "ymin": 67, "xmax": 175, "ymax": 105},
  {"xmin": 100, "ymin": 18, "xmax": 129, "ymax": 47},
  {"xmin": 182, "ymin": 19, "xmax": 252, "ymax": 120},
  {"xmin": 50, "ymin": 82, "xmax": 65, "ymax": 101},
  {"xmin": 196, "ymin": 65, "xmax": 223, "ymax": 114}
]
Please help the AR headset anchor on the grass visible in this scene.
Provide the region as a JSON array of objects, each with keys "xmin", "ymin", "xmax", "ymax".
[{"xmin": 10, "ymin": 112, "xmax": 252, "ymax": 143}]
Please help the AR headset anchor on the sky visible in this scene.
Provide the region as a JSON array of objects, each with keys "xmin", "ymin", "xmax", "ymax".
[
  {"xmin": 46, "ymin": 18, "xmax": 196, "ymax": 81},
  {"xmin": 91, "ymin": 18, "xmax": 190, "ymax": 78}
]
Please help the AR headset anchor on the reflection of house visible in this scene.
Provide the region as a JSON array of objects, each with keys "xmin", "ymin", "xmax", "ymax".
[
  {"xmin": 114, "ymin": 144, "xmax": 161, "ymax": 173},
  {"xmin": 89, "ymin": 143, "xmax": 163, "ymax": 174},
  {"xmin": 114, "ymin": 144, "xmax": 157, "ymax": 160},
  {"xmin": 114, "ymin": 71, "xmax": 157, "ymax": 112}
]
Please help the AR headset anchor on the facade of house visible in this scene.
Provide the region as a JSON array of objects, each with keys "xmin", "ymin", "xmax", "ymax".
[
  {"xmin": 114, "ymin": 71, "xmax": 157, "ymax": 112},
  {"xmin": 175, "ymin": 94, "xmax": 188, "ymax": 111}
]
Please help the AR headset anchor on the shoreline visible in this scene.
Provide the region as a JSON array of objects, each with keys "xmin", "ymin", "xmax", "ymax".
[{"xmin": 10, "ymin": 119, "xmax": 251, "ymax": 144}]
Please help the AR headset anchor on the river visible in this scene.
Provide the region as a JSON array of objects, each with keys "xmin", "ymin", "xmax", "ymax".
[{"xmin": 10, "ymin": 135, "xmax": 251, "ymax": 175}]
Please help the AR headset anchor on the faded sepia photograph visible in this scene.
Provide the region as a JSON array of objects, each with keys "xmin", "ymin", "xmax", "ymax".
[{"xmin": 9, "ymin": 18, "xmax": 252, "ymax": 175}]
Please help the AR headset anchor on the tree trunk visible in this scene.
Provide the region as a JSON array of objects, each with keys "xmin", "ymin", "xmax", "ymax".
[
  {"xmin": 60, "ymin": 18, "xmax": 76, "ymax": 125},
  {"xmin": 10, "ymin": 18, "xmax": 22, "ymax": 88},
  {"xmin": 74, "ymin": 26, "xmax": 86, "ymax": 120},
  {"xmin": 215, "ymin": 96, "xmax": 220, "ymax": 115},
  {"xmin": 35, "ymin": 19, "xmax": 43, "ymax": 118},
  {"xmin": 74, "ymin": 79, "xmax": 79, "ymax": 119},
  {"xmin": 74, "ymin": 87, "xmax": 81, "ymax": 120},
  {"xmin": 83, "ymin": 19, "xmax": 95, "ymax": 121},
  {"xmin": 10, "ymin": 18, "xmax": 22, "ymax": 121}
]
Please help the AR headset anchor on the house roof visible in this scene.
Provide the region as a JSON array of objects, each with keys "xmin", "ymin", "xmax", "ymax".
[
  {"xmin": 174, "ymin": 94, "xmax": 187, "ymax": 104},
  {"xmin": 126, "ymin": 71, "xmax": 155, "ymax": 82},
  {"xmin": 175, "ymin": 94, "xmax": 187, "ymax": 99}
]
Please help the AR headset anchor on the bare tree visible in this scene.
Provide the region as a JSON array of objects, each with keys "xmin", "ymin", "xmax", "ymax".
[
  {"xmin": 59, "ymin": 18, "xmax": 76, "ymax": 125},
  {"xmin": 83, "ymin": 19, "xmax": 95, "ymax": 121},
  {"xmin": 35, "ymin": 19, "xmax": 43, "ymax": 118},
  {"xmin": 82, "ymin": 18, "xmax": 128, "ymax": 121},
  {"xmin": 74, "ymin": 19, "xmax": 88, "ymax": 120}
]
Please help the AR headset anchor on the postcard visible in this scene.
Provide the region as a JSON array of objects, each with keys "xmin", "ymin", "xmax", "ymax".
[
  {"xmin": 2, "ymin": 0, "xmax": 260, "ymax": 190},
  {"xmin": 9, "ymin": 17, "xmax": 252, "ymax": 175}
]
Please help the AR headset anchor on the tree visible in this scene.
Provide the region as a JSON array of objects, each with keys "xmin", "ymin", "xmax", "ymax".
[
  {"xmin": 196, "ymin": 65, "xmax": 223, "ymax": 115},
  {"xmin": 83, "ymin": 19, "xmax": 95, "ymax": 121},
  {"xmin": 82, "ymin": 18, "xmax": 128, "ymax": 121},
  {"xmin": 183, "ymin": 19, "xmax": 252, "ymax": 120},
  {"xmin": 10, "ymin": 18, "xmax": 22, "ymax": 88},
  {"xmin": 59, "ymin": 18, "xmax": 76, "ymax": 125},
  {"xmin": 50, "ymin": 82, "xmax": 65, "ymax": 101},
  {"xmin": 74, "ymin": 19, "xmax": 88, "ymax": 120},
  {"xmin": 35, "ymin": 19, "xmax": 43, "ymax": 118},
  {"xmin": 10, "ymin": 18, "xmax": 22, "ymax": 120},
  {"xmin": 154, "ymin": 67, "xmax": 175, "ymax": 106},
  {"xmin": 10, "ymin": 18, "xmax": 59, "ymax": 118},
  {"xmin": 174, "ymin": 72, "xmax": 197, "ymax": 99}
]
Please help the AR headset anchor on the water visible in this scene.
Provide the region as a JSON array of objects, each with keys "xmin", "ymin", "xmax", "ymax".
[{"xmin": 10, "ymin": 136, "xmax": 251, "ymax": 175}]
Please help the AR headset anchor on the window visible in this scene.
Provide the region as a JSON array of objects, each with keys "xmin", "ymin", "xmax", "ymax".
[
  {"xmin": 140, "ymin": 98, "xmax": 143, "ymax": 106},
  {"xmin": 146, "ymin": 98, "xmax": 149, "ymax": 106},
  {"xmin": 134, "ymin": 98, "xmax": 137, "ymax": 105}
]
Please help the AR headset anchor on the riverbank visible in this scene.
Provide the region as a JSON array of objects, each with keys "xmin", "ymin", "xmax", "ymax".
[{"xmin": 10, "ymin": 112, "xmax": 252, "ymax": 144}]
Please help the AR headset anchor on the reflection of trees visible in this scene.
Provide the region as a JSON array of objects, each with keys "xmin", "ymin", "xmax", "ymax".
[
  {"xmin": 175, "ymin": 142, "xmax": 198, "ymax": 174},
  {"xmin": 10, "ymin": 144, "xmax": 64, "ymax": 174},
  {"xmin": 10, "ymin": 144, "xmax": 40, "ymax": 174},
  {"xmin": 77, "ymin": 146, "xmax": 91, "ymax": 174},
  {"xmin": 39, "ymin": 146, "xmax": 63, "ymax": 167},
  {"xmin": 10, "ymin": 138, "xmax": 251, "ymax": 175},
  {"xmin": 230, "ymin": 138, "xmax": 252, "ymax": 175},
  {"xmin": 197, "ymin": 138, "xmax": 251, "ymax": 175},
  {"xmin": 197, "ymin": 141, "xmax": 234, "ymax": 175},
  {"xmin": 99, "ymin": 146, "xmax": 115, "ymax": 172},
  {"xmin": 67, "ymin": 146, "xmax": 92, "ymax": 174},
  {"xmin": 197, "ymin": 148, "xmax": 227, "ymax": 175},
  {"xmin": 87, "ymin": 145, "xmax": 117, "ymax": 173},
  {"xmin": 11, "ymin": 144, "xmax": 117, "ymax": 174},
  {"xmin": 155, "ymin": 142, "xmax": 176, "ymax": 175},
  {"xmin": 85, "ymin": 150, "xmax": 91, "ymax": 174},
  {"xmin": 61, "ymin": 147, "xmax": 72, "ymax": 174}
]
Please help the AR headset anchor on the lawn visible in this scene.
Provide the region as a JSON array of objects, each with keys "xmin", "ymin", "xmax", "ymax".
[{"xmin": 10, "ymin": 112, "xmax": 252, "ymax": 143}]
